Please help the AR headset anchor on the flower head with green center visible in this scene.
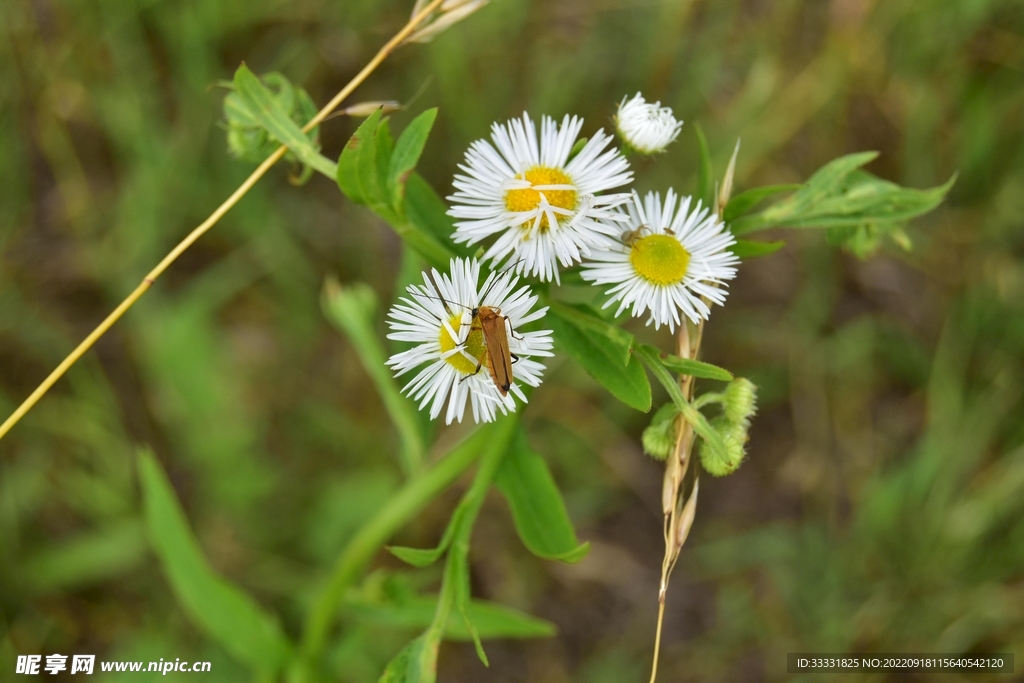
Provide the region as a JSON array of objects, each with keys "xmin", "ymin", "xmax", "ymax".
[
  {"xmin": 448, "ymin": 113, "xmax": 633, "ymax": 283},
  {"xmin": 386, "ymin": 258, "xmax": 553, "ymax": 424},
  {"xmin": 614, "ymin": 93, "xmax": 683, "ymax": 155},
  {"xmin": 581, "ymin": 189, "xmax": 740, "ymax": 331}
]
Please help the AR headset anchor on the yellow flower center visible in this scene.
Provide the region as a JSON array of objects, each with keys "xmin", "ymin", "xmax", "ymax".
[
  {"xmin": 504, "ymin": 166, "xmax": 577, "ymax": 232},
  {"xmin": 438, "ymin": 313, "xmax": 487, "ymax": 375},
  {"xmin": 630, "ymin": 234, "xmax": 691, "ymax": 286}
]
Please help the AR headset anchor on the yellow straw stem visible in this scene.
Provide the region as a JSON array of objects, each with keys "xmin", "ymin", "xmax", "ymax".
[
  {"xmin": 0, "ymin": 0, "xmax": 446, "ymax": 443},
  {"xmin": 648, "ymin": 597, "xmax": 668, "ymax": 683}
]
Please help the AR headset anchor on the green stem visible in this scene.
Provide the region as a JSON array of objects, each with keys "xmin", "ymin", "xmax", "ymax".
[
  {"xmin": 635, "ymin": 346, "xmax": 726, "ymax": 456},
  {"xmin": 415, "ymin": 415, "xmax": 517, "ymax": 678},
  {"xmin": 692, "ymin": 392, "xmax": 722, "ymax": 410},
  {"xmin": 293, "ymin": 426, "xmax": 491, "ymax": 681},
  {"xmin": 727, "ymin": 211, "xmax": 780, "ymax": 236}
]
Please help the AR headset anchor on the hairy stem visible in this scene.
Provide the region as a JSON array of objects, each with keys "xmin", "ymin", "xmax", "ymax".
[{"xmin": 0, "ymin": 0, "xmax": 446, "ymax": 443}]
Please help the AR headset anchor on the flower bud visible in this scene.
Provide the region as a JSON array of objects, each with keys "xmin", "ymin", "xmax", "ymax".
[
  {"xmin": 722, "ymin": 377, "xmax": 757, "ymax": 428},
  {"xmin": 642, "ymin": 403, "xmax": 679, "ymax": 461},
  {"xmin": 614, "ymin": 93, "xmax": 683, "ymax": 155},
  {"xmin": 698, "ymin": 418, "xmax": 747, "ymax": 477}
]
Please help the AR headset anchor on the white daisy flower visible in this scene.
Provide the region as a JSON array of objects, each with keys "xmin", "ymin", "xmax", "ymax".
[
  {"xmin": 448, "ymin": 113, "xmax": 633, "ymax": 283},
  {"xmin": 581, "ymin": 189, "xmax": 739, "ymax": 331},
  {"xmin": 386, "ymin": 258, "xmax": 554, "ymax": 424},
  {"xmin": 614, "ymin": 93, "xmax": 683, "ymax": 155}
]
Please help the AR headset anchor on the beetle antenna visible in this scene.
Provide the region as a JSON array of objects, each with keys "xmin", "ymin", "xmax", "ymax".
[
  {"xmin": 479, "ymin": 259, "xmax": 526, "ymax": 303},
  {"xmin": 412, "ymin": 273, "xmax": 470, "ymax": 314}
]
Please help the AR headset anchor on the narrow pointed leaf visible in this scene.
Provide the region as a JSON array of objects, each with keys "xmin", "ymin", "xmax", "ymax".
[
  {"xmin": 694, "ymin": 123, "xmax": 714, "ymax": 209},
  {"xmin": 390, "ymin": 109, "xmax": 439, "ymax": 209},
  {"xmin": 138, "ymin": 449, "xmax": 291, "ymax": 674},
  {"xmin": 728, "ymin": 239, "xmax": 787, "ymax": 259},
  {"xmin": 495, "ymin": 430, "xmax": 590, "ymax": 563},
  {"xmin": 338, "ymin": 108, "xmax": 384, "ymax": 206},
  {"xmin": 403, "ymin": 173, "xmax": 468, "ymax": 262},
  {"xmin": 387, "ymin": 507, "xmax": 465, "ymax": 568},
  {"xmin": 454, "ymin": 555, "xmax": 488, "ymax": 666},
  {"xmin": 656, "ymin": 352, "xmax": 734, "ymax": 381},
  {"xmin": 724, "ymin": 184, "xmax": 800, "ymax": 222},
  {"xmin": 376, "ymin": 119, "xmax": 396, "ymax": 207},
  {"xmin": 378, "ymin": 639, "xmax": 418, "ymax": 683},
  {"xmin": 729, "ymin": 151, "xmax": 953, "ymax": 237},
  {"xmin": 360, "ymin": 115, "xmax": 396, "ymax": 219},
  {"xmin": 348, "ymin": 596, "xmax": 556, "ymax": 640}
]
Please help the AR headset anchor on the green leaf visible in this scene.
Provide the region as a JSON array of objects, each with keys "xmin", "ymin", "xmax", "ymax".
[
  {"xmin": 452, "ymin": 544, "xmax": 488, "ymax": 666},
  {"xmin": 387, "ymin": 546, "xmax": 446, "ymax": 568},
  {"xmin": 378, "ymin": 635, "xmax": 439, "ymax": 683},
  {"xmin": 403, "ymin": 173, "xmax": 469, "ymax": 262},
  {"xmin": 138, "ymin": 449, "xmax": 291, "ymax": 674},
  {"xmin": 337, "ymin": 113, "xmax": 453, "ymax": 267},
  {"xmin": 223, "ymin": 71, "xmax": 319, "ymax": 178},
  {"xmin": 547, "ymin": 301, "xmax": 634, "ymax": 365},
  {"xmin": 337, "ymin": 108, "xmax": 384, "ymax": 208},
  {"xmin": 729, "ymin": 239, "xmax": 786, "ymax": 259},
  {"xmin": 495, "ymin": 430, "xmax": 590, "ymax": 563},
  {"xmin": 654, "ymin": 351, "xmax": 734, "ymax": 381},
  {"xmin": 359, "ymin": 116, "xmax": 397, "ymax": 219},
  {"xmin": 389, "ymin": 109, "xmax": 438, "ymax": 209},
  {"xmin": 378, "ymin": 639, "xmax": 418, "ymax": 683},
  {"xmin": 548, "ymin": 308, "xmax": 652, "ymax": 412},
  {"xmin": 231, "ymin": 65, "xmax": 335, "ymax": 178},
  {"xmin": 730, "ymin": 152, "xmax": 955, "ymax": 237},
  {"xmin": 387, "ymin": 507, "xmax": 464, "ymax": 568},
  {"xmin": 348, "ymin": 595, "xmax": 556, "ymax": 641},
  {"xmin": 724, "ymin": 184, "xmax": 800, "ymax": 222},
  {"xmin": 694, "ymin": 123, "xmax": 714, "ymax": 209},
  {"xmin": 20, "ymin": 519, "xmax": 146, "ymax": 592},
  {"xmin": 372, "ymin": 118, "xmax": 395, "ymax": 218}
]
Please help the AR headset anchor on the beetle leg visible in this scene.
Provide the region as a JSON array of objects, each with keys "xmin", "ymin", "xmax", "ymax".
[
  {"xmin": 503, "ymin": 316, "xmax": 525, "ymax": 341},
  {"xmin": 459, "ymin": 362, "xmax": 484, "ymax": 384}
]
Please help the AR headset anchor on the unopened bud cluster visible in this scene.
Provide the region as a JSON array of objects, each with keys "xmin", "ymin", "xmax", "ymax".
[
  {"xmin": 642, "ymin": 404, "xmax": 680, "ymax": 460},
  {"xmin": 698, "ymin": 378, "xmax": 757, "ymax": 477}
]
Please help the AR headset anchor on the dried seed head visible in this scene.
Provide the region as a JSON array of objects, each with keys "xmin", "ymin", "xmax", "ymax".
[
  {"xmin": 662, "ymin": 452, "xmax": 682, "ymax": 516},
  {"xmin": 405, "ymin": 0, "xmax": 489, "ymax": 44},
  {"xmin": 675, "ymin": 477, "xmax": 699, "ymax": 549},
  {"xmin": 718, "ymin": 139, "xmax": 741, "ymax": 213},
  {"xmin": 340, "ymin": 100, "xmax": 402, "ymax": 117}
]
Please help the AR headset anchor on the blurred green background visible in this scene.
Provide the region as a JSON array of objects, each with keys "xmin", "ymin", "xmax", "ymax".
[{"xmin": 2, "ymin": 0, "xmax": 1024, "ymax": 680}]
